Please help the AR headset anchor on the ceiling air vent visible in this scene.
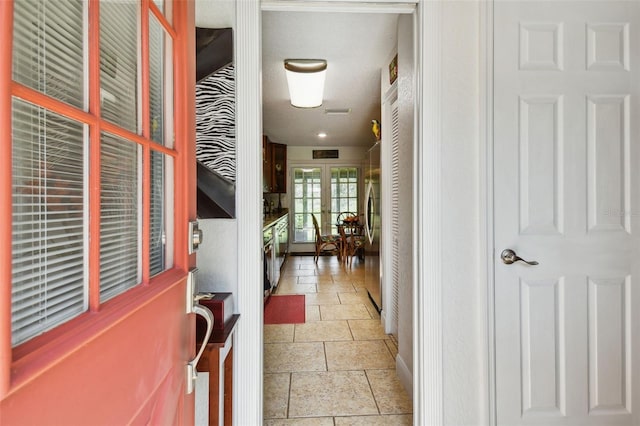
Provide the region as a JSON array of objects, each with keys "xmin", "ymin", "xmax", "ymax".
[{"xmin": 324, "ymin": 108, "xmax": 351, "ymax": 115}]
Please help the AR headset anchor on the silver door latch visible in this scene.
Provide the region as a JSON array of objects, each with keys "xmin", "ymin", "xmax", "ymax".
[{"xmin": 188, "ymin": 220, "xmax": 203, "ymax": 254}]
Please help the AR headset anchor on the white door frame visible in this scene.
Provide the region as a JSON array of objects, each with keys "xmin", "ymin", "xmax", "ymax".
[
  {"xmin": 480, "ymin": 1, "xmax": 497, "ymax": 424},
  {"xmin": 233, "ymin": 1, "xmax": 463, "ymax": 424}
]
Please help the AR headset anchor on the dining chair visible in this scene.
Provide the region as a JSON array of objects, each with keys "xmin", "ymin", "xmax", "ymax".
[
  {"xmin": 336, "ymin": 211, "xmax": 359, "ymax": 229},
  {"xmin": 311, "ymin": 213, "xmax": 341, "ymax": 263},
  {"xmin": 338, "ymin": 223, "xmax": 365, "ymax": 266}
]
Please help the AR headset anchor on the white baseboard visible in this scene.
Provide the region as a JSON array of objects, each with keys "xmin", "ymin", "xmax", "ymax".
[{"xmin": 396, "ymin": 352, "xmax": 413, "ymax": 399}]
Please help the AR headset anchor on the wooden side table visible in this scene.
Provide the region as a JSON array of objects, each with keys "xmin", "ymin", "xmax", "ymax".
[{"xmin": 196, "ymin": 314, "xmax": 240, "ymax": 426}]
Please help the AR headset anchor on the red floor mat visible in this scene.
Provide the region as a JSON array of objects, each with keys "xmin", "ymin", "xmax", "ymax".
[{"xmin": 264, "ymin": 295, "xmax": 305, "ymax": 325}]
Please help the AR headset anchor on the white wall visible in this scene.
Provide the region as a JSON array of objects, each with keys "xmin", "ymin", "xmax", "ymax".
[
  {"xmin": 439, "ymin": 2, "xmax": 485, "ymax": 424},
  {"xmin": 196, "ymin": 219, "xmax": 239, "ymax": 310}
]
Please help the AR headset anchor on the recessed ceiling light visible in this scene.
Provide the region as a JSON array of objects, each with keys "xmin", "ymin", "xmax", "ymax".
[
  {"xmin": 325, "ymin": 108, "xmax": 351, "ymax": 115},
  {"xmin": 317, "ymin": 132, "xmax": 327, "ymax": 138}
]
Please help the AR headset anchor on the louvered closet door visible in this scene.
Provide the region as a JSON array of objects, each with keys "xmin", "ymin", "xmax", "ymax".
[{"xmin": 390, "ymin": 100, "xmax": 400, "ymax": 337}]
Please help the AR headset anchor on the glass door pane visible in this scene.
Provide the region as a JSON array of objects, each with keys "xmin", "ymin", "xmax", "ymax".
[
  {"xmin": 329, "ymin": 167, "xmax": 359, "ymax": 234},
  {"xmin": 292, "ymin": 167, "xmax": 322, "ymax": 243}
]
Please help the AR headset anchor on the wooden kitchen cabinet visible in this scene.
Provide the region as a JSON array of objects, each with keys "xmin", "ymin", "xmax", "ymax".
[
  {"xmin": 262, "ymin": 135, "xmax": 272, "ymax": 193},
  {"xmin": 270, "ymin": 142, "xmax": 286, "ymax": 193},
  {"xmin": 262, "ymin": 135, "xmax": 286, "ymax": 193}
]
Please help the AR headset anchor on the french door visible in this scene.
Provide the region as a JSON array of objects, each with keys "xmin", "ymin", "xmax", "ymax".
[{"xmin": 291, "ymin": 164, "xmax": 359, "ymax": 244}]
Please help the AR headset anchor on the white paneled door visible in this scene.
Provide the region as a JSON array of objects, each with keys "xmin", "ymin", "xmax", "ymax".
[{"xmin": 494, "ymin": 1, "xmax": 640, "ymax": 425}]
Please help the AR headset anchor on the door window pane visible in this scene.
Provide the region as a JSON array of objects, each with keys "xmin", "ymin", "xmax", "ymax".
[
  {"xmin": 100, "ymin": 1, "xmax": 139, "ymax": 133},
  {"xmin": 12, "ymin": 0, "xmax": 86, "ymax": 109},
  {"xmin": 11, "ymin": 99, "xmax": 87, "ymax": 346},
  {"xmin": 150, "ymin": 151, "xmax": 171, "ymax": 276},
  {"xmin": 149, "ymin": 13, "xmax": 174, "ymax": 147},
  {"xmin": 330, "ymin": 167, "xmax": 358, "ymax": 234},
  {"xmin": 292, "ymin": 168, "xmax": 322, "ymax": 243},
  {"xmin": 100, "ymin": 132, "xmax": 141, "ymax": 302},
  {"xmin": 152, "ymin": 0, "xmax": 172, "ymax": 24}
]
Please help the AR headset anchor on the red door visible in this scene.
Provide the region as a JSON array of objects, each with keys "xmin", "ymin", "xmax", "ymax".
[{"xmin": 0, "ymin": 1, "xmax": 197, "ymax": 424}]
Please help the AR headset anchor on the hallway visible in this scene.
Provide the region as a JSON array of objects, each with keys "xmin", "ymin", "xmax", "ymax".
[{"xmin": 263, "ymin": 255, "xmax": 412, "ymax": 425}]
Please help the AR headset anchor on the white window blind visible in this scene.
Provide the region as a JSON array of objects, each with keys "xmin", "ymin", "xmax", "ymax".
[
  {"xmin": 11, "ymin": 1, "xmax": 88, "ymax": 346},
  {"xmin": 100, "ymin": 1, "xmax": 138, "ymax": 134},
  {"xmin": 12, "ymin": 0, "xmax": 86, "ymax": 109},
  {"xmin": 150, "ymin": 151, "xmax": 166, "ymax": 277},
  {"xmin": 149, "ymin": 13, "xmax": 173, "ymax": 275},
  {"xmin": 11, "ymin": 100, "xmax": 88, "ymax": 347},
  {"xmin": 100, "ymin": 133, "xmax": 141, "ymax": 302},
  {"xmin": 150, "ymin": 13, "xmax": 174, "ymax": 147}
]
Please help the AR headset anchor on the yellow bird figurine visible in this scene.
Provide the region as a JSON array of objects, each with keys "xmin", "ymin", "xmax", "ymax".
[{"xmin": 371, "ymin": 119, "xmax": 381, "ymax": 141}]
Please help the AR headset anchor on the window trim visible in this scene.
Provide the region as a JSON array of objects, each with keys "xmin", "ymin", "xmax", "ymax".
[{"xmin": 0, "ymin": 0, "xmax": 194, "ymax": 399}]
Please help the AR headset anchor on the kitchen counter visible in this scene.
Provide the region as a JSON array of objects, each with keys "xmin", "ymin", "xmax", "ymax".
[{"xmin": 263, "ymin": 208, "xmax": 289, "ymax": 230}]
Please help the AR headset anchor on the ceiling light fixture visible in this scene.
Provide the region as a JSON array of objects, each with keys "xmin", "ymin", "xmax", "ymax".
[
  {"xmin": 284, "ymin": 59, "xmax": 327, "ymax": 108},
  {"xmin": 317, "ymin": 132, "xmax": 327, "ymax": 138}
]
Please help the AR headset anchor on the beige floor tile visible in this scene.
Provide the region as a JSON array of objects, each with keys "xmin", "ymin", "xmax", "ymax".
[
  {"xmin": 316, "ymin": 269, "xmax": 337, "ymax": 277},
  {"xmin": 276, "ymin": 283, "xmax": 317, "ymax": 295},
  {"xmin": 320, "ymin": 304, "xmax": 371, "ymax": 320},
  {"xmin": 364, "ymin": 302, "xmax": 381, "ymax": 319},
  {"xmin": 300, "ymin": 275, "xmax": 334, "ymax": 284},
  {"xmin": 288, "ymin": 371, "xmax": 378, "ymax": 418},
  {"xmin": 277, "ymin": 277, "xmax": 299, "ymax": 287},
  {"xmin": 314, "ymin": 272, "xmax": 336, "ymax": 280},
  {"xmin": 337, "ymin": 292, "xmax": 370, "ymax": 305},
  {"xmin": 294, "ymin": 320, "xmax": 352, "ymax": 342},
  {"xmin": 331, "ymin": 277, "xmax": 357, "ymax": 285},
  {"xmin": 334, "ymin": 414, "xmax": 413, "ymax": 425},
  {"xmin": 264, "ymin": 342, "xmax": 326, "ymax": 373},
  {"xmin": 349, "ymin": 280, "xmax": 366, "ymax": 287},
  {"xmin": 325, "ymin": 340, "xmax": 395, "ymax": 370},
  {"xmin": 264, "ymin": 324, "xmax": 295, "ymax": 343},
  {"xmin": 263, "ymin": 373, "xmax": 290, "ymax": 419},
  {"xmin": 385, "ymin": 339, "xmax": 398, "ymax": 358},
  {"xmin": 318, "ymin": 268, "xmax": 347, "ymax": 276},
  {"xmin": 305, "ymin": 305, "xmax": 320, "ymax": 322},
  {"xmin": 283, "ymin": 269, "xmax": 316, "ymax": 277},
  {"xmin": 348, "ymin": 319, "xmax": 389, "ymax": 341},
  {"xmin": 296, "ymin": 276, "xmax": 320, "ymax": 284},
  {"xmin": 305, "ymin": 292, "xmax": 340, "ymax": 306},
  {"xmin": 298, "ymin": 264, "xmax": 320, "ymax": 270},
  {"xmin": 264, "ymin": 418, "xmax": 334, "ymax": 426},
  {"xmin": 366, "ymin": 369, "xmax": 413, "ymax": 414},
  {"xmin": 316, "ymin": 283, "xmax": 356, "ymax": 294}
]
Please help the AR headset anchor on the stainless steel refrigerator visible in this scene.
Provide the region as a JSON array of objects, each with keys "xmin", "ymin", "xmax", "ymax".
[{"xmin": 364, "ymin": 141, "xmax": 381, "ymax": 311}]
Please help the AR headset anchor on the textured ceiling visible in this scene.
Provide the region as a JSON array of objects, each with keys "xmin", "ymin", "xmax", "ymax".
[
  {"xmin": 262, "ymin": 11, "xmax": 399, "ymax": 147},
  {"xmin": 194, "ymin": 2, "xmax": 399, "ymax": 147}
]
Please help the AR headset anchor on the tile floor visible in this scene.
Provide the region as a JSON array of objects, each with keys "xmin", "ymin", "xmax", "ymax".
[{"xmin": 263, "ymin": 255, "xmax": 413, "ymax": 425}]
